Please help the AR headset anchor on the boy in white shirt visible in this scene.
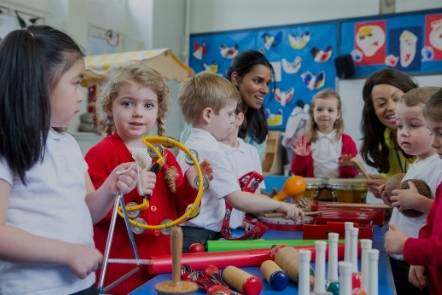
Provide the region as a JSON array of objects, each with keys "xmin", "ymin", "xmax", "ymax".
[
  {"xmin": 220, "ymin": 102, "xmax": 265, "ymax": 230},
  {"xmin": 384, "ymin": 86, "xmax": 442, "ymax": 295},
  {"xmin": 177, "ymin": 73, "xmax": 303, "ymax": 251}
]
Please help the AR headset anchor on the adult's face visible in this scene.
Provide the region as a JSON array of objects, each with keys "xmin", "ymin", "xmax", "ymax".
[
  {"xmin": 371, "ymin": 84, "xmax": 404, "ymax": 129},
  {"xmin": 234, "ymin": 64, "xmax": 272, "ymax": 110}
]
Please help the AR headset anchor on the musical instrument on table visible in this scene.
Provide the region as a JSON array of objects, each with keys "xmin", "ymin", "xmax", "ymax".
[
  {"xmin": 155, "ymin": 227, "xmax": 198, "ymax": 295},
  {"xmin": 300, "ymin": 178, "xmax": 368, "ymax": 203}
]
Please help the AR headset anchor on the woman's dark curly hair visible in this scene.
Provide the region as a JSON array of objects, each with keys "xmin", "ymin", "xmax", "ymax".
[{"xmin": 361, "ymin": 68, "xmax": 417, "ymax": 173}]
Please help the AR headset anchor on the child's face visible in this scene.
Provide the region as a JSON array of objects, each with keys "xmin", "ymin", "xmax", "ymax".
[
  {"xmin": 396, "ymin": 101, "xmax": 434, "ymax": 159},
  {"xmin": 49, "ymin": 58, "xmax": 85, "ymax": 128},
  {"xmin": 371, "ymin": 84, "xmax": 403, "ymax": 129},
  {"xmin": 312, "ymin": 97, "xmax": 340, "ymax": 133},
  {"xmin": 425, "ymin": 117, "xmax": 442, "ymax": 159},
  {"xmin": 207, "ymin": 101, "xmax": 237, "ymax": 141},
  {"xmin": 111, "ymin": 81, "xmax": 158, "ymax": 145},
  {"xmin": 234, "ymin": 64, "xmax": 272, "ymax": 110}
]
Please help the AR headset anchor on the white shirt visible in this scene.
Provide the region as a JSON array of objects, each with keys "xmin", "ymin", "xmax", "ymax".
[
  {"xmin": 312, "ymin": 130, "xmax": 342, "ymax": 178},
  {"xmin": 220, "ymin": 138, "xmax": 264, "ymax": 229},
  {"xmin": 0, "ymin": 130, "xmax": 95, "ymax": 295},
  {"xmin": 390, "ymin": 153, "xmax": 442, "ymax": 260},
  {"xmin": 177, "ymin": 128, "xmax": 240, "ymax": 232}
]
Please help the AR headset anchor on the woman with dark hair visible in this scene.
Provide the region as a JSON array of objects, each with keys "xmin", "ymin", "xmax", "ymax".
[
  {"xmin": 360, "ymin": 68, "xmax": 417, "ymax": 196},
  {"xmin": 226, "ymin": 50, "xmax": 274, "ymax": 159}
]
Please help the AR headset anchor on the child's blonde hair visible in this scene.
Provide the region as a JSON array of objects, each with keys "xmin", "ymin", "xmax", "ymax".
[
  {"xmin": 424, "ymin": 89, "xmax": 442, "ymax": 123},
  {"xmin": 306, "ymin": 89, "xmax": 344, "ymax": 142},
  {"xmin": 401, "ymin": 86, "xmax": 441, "ymax": 108},
  {"xmin": 100, "ymin": 61, "xmax": 170, "ymax": 135},
  {"xmin": 179, "ymin": 73, "xmax": 241, "ymax": 125}
]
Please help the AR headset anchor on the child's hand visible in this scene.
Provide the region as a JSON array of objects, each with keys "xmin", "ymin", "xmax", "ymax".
[
  {"xmin": 384, "ymin": 224, "xmax": 407, "ymax": 254},
  {"xmin": 65, "ymin": 243, "xmax": 102, "ymax": 279},
  {"xmin": 291, "ymin": 136, "xmax": 310, "ymax": 157},
  {"xmin": 409, "ymin": 265, "xmax": 427, "ymax": 289},
  {"xmin": 138, "ymin": 168, "xmax": 156, "ymax": 196},
  {"xmin": 366, "ymin": 174, "xmax": 386, "ymax": 197},
  {"xmin": 186, "ymin": 160, "xmax": 213, "ymax": 189},
  {"xmin": 390, "ymin": 181, "xmax": 423, "ymax": 210},
  {"xmin": 277, "ymin": 202, "xmax": 304, "ymax": 220},
  {"xmin": 107, "ymin": 162, "xmax": 138, "ymax": 195},
  {"xmin": 338, "ymin": 154, "xmax": 354, "ymax": 167}
]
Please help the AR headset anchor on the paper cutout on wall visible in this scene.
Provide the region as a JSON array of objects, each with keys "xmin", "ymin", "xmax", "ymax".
[
  {"xmin": 288, "ymin": 31, "xmax": 311, "ymax": 50},
  {"xmin": 311, "ymin": 46, "xmax": 333, "ymax": 63},
  {"xmin": 219, "ymin": 44, "xmax": 239, "ymax": 59},
  {"xmin": 425, "ymin": 14, "xmax": 442, "ymax": 60},
  {"xmin": 262, "ymin": 31, "xmax": 283, "ymax": 50},
  {"xmin": 274, "ymin": 88, "xmax": 295, "ymax": 106},
  {"xmin": 389, "ymin": 27, "xmax": 421, "ymax": 71},
  {"xmin": 301, "ymin": 71, "xmax": 326, "ymax": 90},
  {"xmin": 282, "ymin": 56, "xmax": 302, "ymax": 74},
  {"xmin": 353, "ymin": 21, "xmax": 386, "ymax": 65},
  {"xmin": 193, "ymin": 42, "xmax": 206, "ymax": 60}
]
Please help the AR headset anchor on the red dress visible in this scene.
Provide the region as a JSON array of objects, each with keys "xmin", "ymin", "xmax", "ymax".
[
  {"xmin": 404, "ymin": 183, "xmax": 442, "ymax": 295},
  {"xmin": 85, "ymin": 133, "xmax": 197, "ymax": 294},
  {"xmin": 290, "ymin": 133, "xmax": 358, "ymax": 178}
]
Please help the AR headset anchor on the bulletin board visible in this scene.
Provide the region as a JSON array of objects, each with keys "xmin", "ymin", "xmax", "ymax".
[
  {"xmin": 189, "ymin": 22, "xmax": 337, "ymax": 131},
  {"xmin": 189, "ymin": 8, "xmax": 442, "ymax": 131},
  {"xmin": 340, "ymin": 9, "xmax": 442, "ymax": 77}
]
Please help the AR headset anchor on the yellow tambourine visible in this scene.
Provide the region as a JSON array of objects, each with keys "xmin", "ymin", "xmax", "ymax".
[{"xmin": 117, "ymin": 135, "xmax": 204, "ymax": 230}]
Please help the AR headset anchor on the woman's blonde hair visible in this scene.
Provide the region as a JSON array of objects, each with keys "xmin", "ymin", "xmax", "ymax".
[
  {"xmin": 100, "ymin": 61, "xmax": 169, "ymax": 135},
  {"xmin": 305, "ymin": 88, "xmax": 344, "ymax": 142},
  {"xmin": 179, "ymin": 73, "xmax": 240, "ymax": 125}
]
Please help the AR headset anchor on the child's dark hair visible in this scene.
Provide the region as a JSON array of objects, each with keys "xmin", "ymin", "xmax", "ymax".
[
  {"xmin": 226, "ymin": 50, "xmax": 274, "ymax": 144},
  {"xmin": 424, "ymin": 89, "xmax": 442, "ymax": 123},
  {"xmin": 0, "ymin": 26, "xmax": 84, "ymax": 183},
  {"xmin": 360, "ymin": 68, "xmax": 417, "ymax": 173}
]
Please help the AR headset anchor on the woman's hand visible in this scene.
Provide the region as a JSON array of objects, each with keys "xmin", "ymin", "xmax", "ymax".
[{"xmin": 366, "ymin": 174, "xmax": 386, "ymax": 198}]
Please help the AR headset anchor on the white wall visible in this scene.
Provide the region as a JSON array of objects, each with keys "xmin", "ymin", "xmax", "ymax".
[{"xmin": 189, "ymin": 0, "xmax": 379, "ymax": 33}]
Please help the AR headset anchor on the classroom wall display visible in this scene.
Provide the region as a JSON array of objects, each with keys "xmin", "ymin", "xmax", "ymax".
[
  {"xmin": 189, "ymin": 9, "xmax": 441, "ymax": 132},
  {"xmin": 189, "ymin": 23, "xmax": 337, "ymax": 131},
  {"xmin": 340, "ymin": 9, "xmax": 442, "ymax": 78}
]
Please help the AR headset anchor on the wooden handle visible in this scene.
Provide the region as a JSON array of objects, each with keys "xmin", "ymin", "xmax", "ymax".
[
  {"xmin": 320, "ymin": 202, "xmax": 390, "ymax": 209},
  {"xmin": 171, "ymin": 226, "xmax": 182, "ymax": 285},
  {"xmin": 261, "ymin": 211, "xmax": 320, "ymax": 218},
  {"xmin": 351, "ymin": 158, "xmax": 371, "ymax": 179}
]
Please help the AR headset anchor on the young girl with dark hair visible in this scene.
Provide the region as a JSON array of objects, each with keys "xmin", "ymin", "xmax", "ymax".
[{"xmin": 0, "ymin": 26, "xmax": 138, "ymax": 295}]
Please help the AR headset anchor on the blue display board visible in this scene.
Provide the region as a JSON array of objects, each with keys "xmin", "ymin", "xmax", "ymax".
[
  {"xmin": 189, "ymin": 22, "xmax": 337, "ymax": 131},
  {"xmin": 340, "ymin": 9, "xmax": 442, "ymax": 77},
  {"xmin": 189, "ymin": 9, "xmax": 442, "ymax": 131}
]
